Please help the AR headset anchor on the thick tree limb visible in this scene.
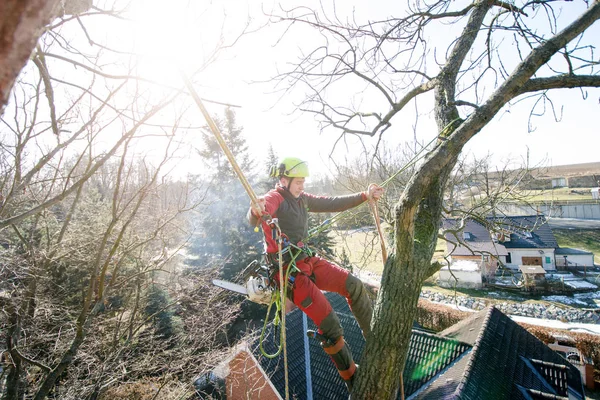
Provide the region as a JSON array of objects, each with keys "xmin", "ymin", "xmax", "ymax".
[
  {"xmin": 0, "ymin": 0, "xmax": 61, "ymax": 113},
  {"xmin": 517, "ymin": 74, "xmax": 600, "ymax": 94},
  {"xmin": 0, "ymin": 0, "xmax": 94, "ymax": 115},
  {"xmin": 450, "ymin": 0, "xmax": 600, "ymax": 150},
  {"xmin": 444, "ymin": 0, "xmax": 494, "ymax": 85}
]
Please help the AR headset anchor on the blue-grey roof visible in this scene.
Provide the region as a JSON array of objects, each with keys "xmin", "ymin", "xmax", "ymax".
[
  {"xmin": 489, "ymin": 215, "xmax": 558, "ymax": 249},
  {"xmin": 443, "ymin": 218, "xmax": 508, "ymax": 256},
  {"xmin": 252, "ymin": 292, "xmax": 470, "ymax": 399},
  {"xmin": 555, "ymin": 247, "xmax": 593, "ymax": 256},
  {"xmin": 250, "ymin": 293, "xmax": 584, "ymax": 400},
  {"xmin": 443, "ymin": 215, "xmax": 559, "ymax": 256}
]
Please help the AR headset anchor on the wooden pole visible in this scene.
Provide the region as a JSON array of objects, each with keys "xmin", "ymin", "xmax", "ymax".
[{"xmin": 180, "ymin": 72, "xmax": 261, "ymax": 209}]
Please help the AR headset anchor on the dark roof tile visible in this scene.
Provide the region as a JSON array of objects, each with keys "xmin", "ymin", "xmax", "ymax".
[
  {"xmin": 446, "ymin": 307, "xmax": 584, "ymax": 400},
  {"xmin": 443, "ymin": 215, "xmax": 559, "ymax": 256},
  {"xmin": 489, "ymin": 215, "xmax": 558, "ymax": 249},
  {"xmin": 250, "ymin": 295, "xmax": 585, "ymax": 400},
  {"xmin": 252, "ymin": 292, "xmax": 470, "ymax": 399},
  {"xmin": 443, "ymin": 219, "xmax": 509, "ymax": 256}
]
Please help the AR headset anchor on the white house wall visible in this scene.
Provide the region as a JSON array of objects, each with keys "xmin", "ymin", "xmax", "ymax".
[
  {"xmin": 438, "ymin": 269, "xmax": 483, "ymax": 289},
  {"xmin": 505, "ymin": 248, "xmax": 556, "ymax": 270},
  {"xmin": 555, "ymin": 254, "xmax": 595, "ymax": 268}
]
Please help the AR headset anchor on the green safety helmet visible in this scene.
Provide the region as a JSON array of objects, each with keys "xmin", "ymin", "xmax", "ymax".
[{"xmin": 269, "ymin": 157, "xmax": 309, "ymax": 178}]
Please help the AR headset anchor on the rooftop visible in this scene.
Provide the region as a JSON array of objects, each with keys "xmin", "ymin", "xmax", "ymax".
[
  {"xmin": 444, "ymin": 215, "xmax": 559, "ymax": 255},
  {"xmin": 246, "ymin": 293, "xmax": 585, "ymax": 400}
]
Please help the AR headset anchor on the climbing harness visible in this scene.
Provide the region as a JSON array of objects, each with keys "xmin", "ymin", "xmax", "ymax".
[
  {"xmin": 258, "ymin": 220, "xmax": 309, "ymax": 359},
  {"xmin": 256, "ymin": 219, "xmax": 313, "ymax": 400}
]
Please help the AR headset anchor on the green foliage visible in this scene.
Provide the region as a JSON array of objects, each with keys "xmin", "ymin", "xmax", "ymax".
[
  {"xmin": 336, "ymin": 247, "xmax": 354, "ymax": 272},
  {"xmin": 144, "ymin": 284, "xmax": 182, "ymax": 339},
  {"xmin": 189, "ymin": 108, "xmax": 261, "ymax": 280},
  {"xmin": 307, "ymin": 213, "xmax": 336, "ymax": 258},
  {"xmin": 258, "ymin": 144, "xmax": 279, "ymax": 192},
  {"xmin": 197, "ymin": 108, "xmax": 251, "ymax": 180}
]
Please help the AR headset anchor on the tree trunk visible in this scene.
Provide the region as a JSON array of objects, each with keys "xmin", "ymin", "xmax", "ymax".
[
  {"xmin": 353, "ymin": 109, "xmax": 462, "ymax": 398},
  {"xmin": 0, "ymin": 0, "xmax": 93, "ymax": 114},
  {"xmin": 3, "ymin": 300, "xmax": 25, "ymax": 400},
  {"xmin": 355, "ymin": 252, "xmax": 423, "ymax": 398},
  {"xmin": 0, "ymin": 0, "xmax": 61, "ymax": 113}
]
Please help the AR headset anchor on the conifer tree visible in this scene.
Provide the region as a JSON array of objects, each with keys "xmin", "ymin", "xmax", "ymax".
[{"xmin": 191, "ymin": 108, "xmax": 261, "ymax": 280}]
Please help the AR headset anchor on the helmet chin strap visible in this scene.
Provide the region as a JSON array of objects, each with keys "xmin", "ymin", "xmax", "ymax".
[{"xmin": 280, "ymin": 176, "xmax": 293, "ymax": 190}]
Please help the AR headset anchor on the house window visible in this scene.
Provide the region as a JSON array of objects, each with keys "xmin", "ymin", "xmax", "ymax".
[
  {"xmin": 545, "ymin": 256, "xmax": 551, "ymax": 264},
  {"xmin": 552, "ymin": 177, "xmax": 566, "ymax": 188},
  {"xmin": 506, "ymin": 253, "xmax": 512, "ymax": 263}
]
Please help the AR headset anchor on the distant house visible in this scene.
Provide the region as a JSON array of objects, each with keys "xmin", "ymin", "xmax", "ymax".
[
  {"xmin": 443, "ymin": 218, "xmax": 508, "ymax": 279},
  {"xmin": 494, "ymin": 161, "xmax": 600, "ymax": 190},
  {"xmin": 555, "ymin": 247, "xmax": 595, "ymax": 270},
  {"xmin": 219, "ymin": 292, "xmax": 587, "ymax": 399},
  {"xmin": 438, "ymin": 260, "xmax": 483, "ymax": 289},
  {"xmin": 444, "ymin": 215, "xmax": 565, "ymax": 274}
]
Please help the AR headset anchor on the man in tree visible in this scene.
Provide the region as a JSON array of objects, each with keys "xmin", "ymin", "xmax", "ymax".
[{"xmin": 248, "ymin": 156, "xmax": 383, "ymax": 390}]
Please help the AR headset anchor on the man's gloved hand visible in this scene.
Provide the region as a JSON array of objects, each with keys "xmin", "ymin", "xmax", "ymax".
[
  {"xmin": 366, "ymin": 184, "xmax": 384, "ymax": 201},
  {"xmin": 250, "ymin": 197, "xmax": 267, "ymax": 217}
]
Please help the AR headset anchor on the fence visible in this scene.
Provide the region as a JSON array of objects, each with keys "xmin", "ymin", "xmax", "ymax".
[{"xmin": 498, "ymin": 201, "xmax": 600, "ymax": 220}]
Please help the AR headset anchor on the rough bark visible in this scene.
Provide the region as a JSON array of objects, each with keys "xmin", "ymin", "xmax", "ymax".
[
  {"xmin": 3, "ymin": 300, "xmax": 25, "ymax": 400},
  {"xmin": 0, "ymin": 0, "xmax": 93, "ymax": 114},
  {"xmin": 0, "ymin": 0, "xmax": 60, "ymax": 113}
]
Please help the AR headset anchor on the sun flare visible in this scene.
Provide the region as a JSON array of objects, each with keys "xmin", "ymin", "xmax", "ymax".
[{"xmin": 129, "ymin": 0, "xmax": 232, "ymax": 88}]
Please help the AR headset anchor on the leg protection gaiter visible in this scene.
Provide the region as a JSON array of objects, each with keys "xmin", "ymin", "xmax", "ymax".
[
  {"xmin": 345, "ymin": 274, "xmax": 373, "ymax": 338},
  {"xmin": 323, "ymin": 336, "xmax": 356, "ymax": 391}
]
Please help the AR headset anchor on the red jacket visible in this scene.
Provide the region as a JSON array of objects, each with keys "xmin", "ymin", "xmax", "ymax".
[{"xmin": 248, "ymin": 185, "xmax": 367, "ymax": 253}]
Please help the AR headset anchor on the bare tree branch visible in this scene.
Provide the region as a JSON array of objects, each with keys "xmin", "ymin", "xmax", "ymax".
[{"xmin": 517, "ymin": 74, "xmax": 600, "ymax": 94}]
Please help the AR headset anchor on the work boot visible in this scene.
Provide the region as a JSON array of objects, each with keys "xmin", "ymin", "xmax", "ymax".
[
  {"xmin": 323, "ymin": 336, "xmax": 357, "ymax": 392},
  {"xmin": 345, "ymin": 363, "xmax": 359, "ymax": 392}
]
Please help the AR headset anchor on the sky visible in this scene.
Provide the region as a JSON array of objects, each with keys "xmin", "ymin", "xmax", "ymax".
[
  {"xmin": 169, "ymin": 0, "xmax": 599, "ymax": 178},
  {"xmin": 60, "ymin": 0, "xmax": 600, "ymax": 181}
]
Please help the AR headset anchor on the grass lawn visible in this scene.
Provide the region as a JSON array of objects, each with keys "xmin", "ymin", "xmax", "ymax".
[
  {"xmin": 331, "ymin": 228, "xmax": 458, "ymax": 274},
  {"xmin": 553, "ymin": 228, "xmax": 600, "ymax": 264},
  {"xmin": 525, "ymin": 187, "xmax": 595, "ymax": 202},
  {"xmin": 330, "ymin": 228, "xmax": 386, "ymax": 274}
]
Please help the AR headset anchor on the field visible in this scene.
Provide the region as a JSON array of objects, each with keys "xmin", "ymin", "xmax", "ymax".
[
  {"xmin": 525, "ymin": 187, "xmax": 595, "ymax": 202},
  {"xmin": 331, "ymin": 228, "xmax": 386, "ymax": 274},
  {"xmin": 330, "ymin": 227, "xmax": 447, "ymax": 275}
]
